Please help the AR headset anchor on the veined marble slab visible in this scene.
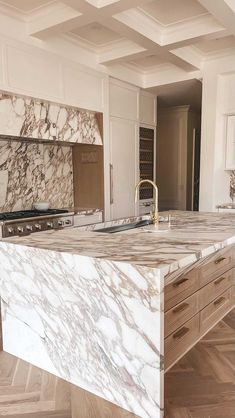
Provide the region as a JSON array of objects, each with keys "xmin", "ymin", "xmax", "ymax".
[
  {"xmin": 0, "ymin": 92, "xmax": 102, "ymax": 145},
  {"xmin": 0, "ymin": 242, "xmax": 164, "ymax": 418},
  {"xmin": 0, "ymin": 140, "xmax": 73, "ymax": 211},
  {"xmin": 1, "ymin": 211, "xmax": 235, "ymax": 418},
  {"xmin": 4, "ymin": 211, "xmax": 235, "ymax": 278}
]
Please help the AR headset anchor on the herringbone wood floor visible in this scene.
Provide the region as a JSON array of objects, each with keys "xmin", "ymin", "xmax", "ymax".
[
  {"xmin": 0, "ymin": 351, "xmax": 71, "ymax": 417},
  {"xmin": 0, "ymin": 309, "xmax": 234, "ymax": 418},
  {"xmin": 165, "ymin": 309, "xmax": 235, "ymax": 418}
]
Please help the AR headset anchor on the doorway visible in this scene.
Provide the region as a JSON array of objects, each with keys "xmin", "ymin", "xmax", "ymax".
[{"xmin": 147, "ymin": 79, "xmax": 202, "ymax": 211}]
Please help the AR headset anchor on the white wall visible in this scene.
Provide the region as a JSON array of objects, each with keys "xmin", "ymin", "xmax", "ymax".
[{"xmin": 199, "ymin": 56, "xmax": 235, "ymax": 212}]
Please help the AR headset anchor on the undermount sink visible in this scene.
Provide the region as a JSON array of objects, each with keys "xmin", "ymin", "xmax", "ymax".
[
  {"xmin": 95, "ymin": 219, "xmax": 152, "ymax": 234},
  {"xmin": 95, "ymin": 219, "xmax": 171, "ymax": 234}
]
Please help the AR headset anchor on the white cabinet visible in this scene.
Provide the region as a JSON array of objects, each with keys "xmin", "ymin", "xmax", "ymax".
[
  {"xmin": 110, "ymin": 117, "xmax": 138, "ymax": 219},
  {"xmin": 225, "ymin": 115, "xmax": 235, "ymax": 170},
  {"xmin": 139, "ymin": 91, "xmax": 157, "ymax": 126},
  {"xmin": 109, "ymin": 78, "xmax": 139, "ymax": 121},
  {"xmin": 108, "ymin": 78, "xmax": 139, "ymax": 220}
]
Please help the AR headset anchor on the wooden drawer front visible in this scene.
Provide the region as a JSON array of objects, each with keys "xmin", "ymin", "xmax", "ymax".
[
  {"xmin": 199, "ymin": 247, "xmax": 234, "ymax": 288},
  {"xmin": 199, "ymin": 269, "xmax": 234, "ymax": 310},
  {"xmin": 165, "ymin": 269, "xmax": 199, "ymax": 311},
  {"xmin": 165, "ymin": 293, "xmax": 199, "ymax": 338},
  {"xmin": 200, "ymin": 288, "xmax": 232, "ymax": 335},
  {"xmin": 165, "ymin": 314, "xmax": 200, "ymax": 370}
]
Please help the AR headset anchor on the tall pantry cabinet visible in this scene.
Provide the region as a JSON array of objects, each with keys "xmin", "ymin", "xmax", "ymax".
[
  {"xmin": 108, "ymin": 79, "xmax": 157, "ymax": 220},
  {"xmin": 109, "ymin": 79, "xmax": 139, "ymax": 219}
]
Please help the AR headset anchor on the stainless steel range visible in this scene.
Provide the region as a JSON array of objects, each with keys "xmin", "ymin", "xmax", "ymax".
[{"xmin": 0, "ymin": 209, "xmax": 74, "ymax": 238}]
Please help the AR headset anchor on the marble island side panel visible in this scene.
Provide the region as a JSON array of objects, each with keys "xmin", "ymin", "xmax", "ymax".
[
  {"xmin": 1, "ymin": 211, "xmax": 235, "ymax": 417},
  {"xmin": 0, "ymin": 241, "xmax": 164, "ymax": 418}
]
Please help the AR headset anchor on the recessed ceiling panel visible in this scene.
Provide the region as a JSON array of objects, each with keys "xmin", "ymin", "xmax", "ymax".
[
  {"xmin": 193, "ymin": 35, "xmax": 235, "ymax": 53},
  {"xmin": 0, "ymin": 0, "xmax": 55, "ymax": 12},
  {"xmin": 71, "ymin": 22, "xmax": 121, "ymax": 46},
  {"xmin": 140, "ymin": 0, "xmax": 207, "ymax": 25}
]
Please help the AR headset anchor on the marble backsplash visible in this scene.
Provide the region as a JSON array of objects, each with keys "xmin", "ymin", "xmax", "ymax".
[
  {"xmin": 0, "ymin": 140, "xmax": 73, "ymax": 212},
  {"xmin": 0, "ymin": 92, "xmax": 102, "ymax": 145},
  {"xmin": 230, "ymin": 171, "xmax": 235, "ymax": 201}
]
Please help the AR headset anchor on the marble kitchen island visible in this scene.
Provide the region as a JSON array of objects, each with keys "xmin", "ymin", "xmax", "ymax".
[{"xmin": 0, "ymin": 211, "xmax": 235, "ymax": 418}]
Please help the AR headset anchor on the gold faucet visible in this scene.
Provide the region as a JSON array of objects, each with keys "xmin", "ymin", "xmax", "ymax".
[{"xmin": 135, "ymin": 179, "xmax": 159, "ymax": 224}]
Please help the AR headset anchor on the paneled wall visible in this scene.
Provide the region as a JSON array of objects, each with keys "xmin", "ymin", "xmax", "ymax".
[
  {"xmin": 0, "ymin": 35, "xmax": 107, "ymax": 113},
  {"xmin": 0, "ymin": 140, "xmax": 73, "ymax": 212},
  {"xmin": 199, "ymin": 57, "xmax": 235, "ymax": 211}
]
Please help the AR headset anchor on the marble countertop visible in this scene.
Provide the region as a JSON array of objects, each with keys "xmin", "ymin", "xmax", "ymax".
[
  {"xmin": 216, "ymin": 203, "xmax": 235, "ymax": 209},
  {"xmin": 3, "ymin": 210, "xmax": 235, "ymax": 277}
]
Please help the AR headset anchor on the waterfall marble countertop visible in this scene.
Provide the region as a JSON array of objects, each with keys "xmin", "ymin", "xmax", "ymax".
[
  {"xmin": 1, "ymin": 210, "xmax": 235, "ymax": 418},
  {"xmin": 2, "ymin": 210, "xmax": 235, "ymax": 279}
]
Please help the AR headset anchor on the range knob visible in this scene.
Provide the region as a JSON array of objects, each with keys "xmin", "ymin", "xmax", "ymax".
[
  {"xmin": 26, "ymin": 225, "xmax": 33, "ymax": 232},
  {"xmin": 58, "ymin": 220, "xmax": 64, "ymax": 227},
  {"xmin": 47, "ymin": 222, "xmax": 53, "ymax": 228},
  {"xmin": 65, "ymin": 219, "xmax": 71, "ymax": 225},
  {"xmin": 7, "ymin": 227, "xmax": 14, "ymax": 234},
  {"xmin": 35, "ymin": 223, "xmax": 42, "ymax": 230},
  {"xmin": 17, "ymin": 226, "xmax": 24, "ymax": 233}
]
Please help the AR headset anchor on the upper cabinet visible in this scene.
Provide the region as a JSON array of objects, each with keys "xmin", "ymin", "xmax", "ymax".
[
  {"xmin": 225, "ymin": 115, "xmax": 235, "ymax": 170},
  {"xmin": 109, "ymin": 78, "xmax": 139, "ymax": 121},
  {"xmin": 139, "ymin": 91, "xmax": 157, "ymax": 126}
]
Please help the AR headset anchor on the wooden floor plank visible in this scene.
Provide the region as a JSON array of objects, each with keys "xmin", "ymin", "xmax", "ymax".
[{"xmin": 165, "ymin": 309, "xmax": 235, "ymax": 418}]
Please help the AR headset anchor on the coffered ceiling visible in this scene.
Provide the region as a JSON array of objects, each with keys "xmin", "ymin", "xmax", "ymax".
[{"xmin": 0, "ymin": 0, "xmax": 234, "ymax": 88}]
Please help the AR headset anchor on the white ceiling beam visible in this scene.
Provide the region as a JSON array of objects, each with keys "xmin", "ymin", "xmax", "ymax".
[
  {"xmin": 170, "ymin": 46, "xmax": 204, "ymax": 70},
  {"xmin": 198, "ymin": 0, "xmax": 235, "ymax": 35},
  {"xmin": 101, "ymin": 16, "xmax": 197, "ymax": 70},
  {"xmin": 28, "ymin": 3, "xmax": 93, "ymax": 39},
  {"xmin": 113, "ymin": 9, "xmax": 162, "ymax": 45},
  {"xmin": 98, "ymin": 39, "xmax": 146, "ymax": 64},
  {"xmin": 162, "ymin": 14, "xmax": 226, "ymax": 47},
  {"xmin": 143, "ymin": 67, "xmax": 202, "ymax": 88}
]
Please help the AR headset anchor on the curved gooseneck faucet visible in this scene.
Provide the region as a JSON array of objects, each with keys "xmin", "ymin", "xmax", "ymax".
[{"xmin": 135, "ymin": 179, "xmax": 159, "ymax": 224}]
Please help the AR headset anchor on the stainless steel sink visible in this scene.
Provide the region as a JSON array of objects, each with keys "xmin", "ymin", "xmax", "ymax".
[{"xmin": 95, "ymin": 219, "xmax": 152, "ymax": 233}]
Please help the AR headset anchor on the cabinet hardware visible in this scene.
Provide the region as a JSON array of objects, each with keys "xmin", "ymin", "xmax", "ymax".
[
  {"xmin": 214, "ymin": 256, "xmax": 226, "ymax": 264},
  {"xmin": 214, "ymin": 276, "xmax": 226, "ymax": 285},
  {"xmin": 172, "ymin": 302, "xmax": 189, "ymax": 314},
  {"xmin": 213, "ymin": 296, "xmax": 225, "ymax": 306},
  {"xmin": 173, "ymin": 327, "xmax": 190, "ymax": 340},
  {"xmin": 110, "ymin": 163, "xmax": 114, "ymax": 204},
  {"xmin": 173, "ymin": 277, "xmax": 189, "ymax": 287}
]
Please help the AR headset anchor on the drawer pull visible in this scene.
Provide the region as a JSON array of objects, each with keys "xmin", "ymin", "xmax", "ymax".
[
  {"xmin": 213, "ymin": 296, "xmax": 225, "ymax": 306},
  {"xmin": 172, "ymin": 302, "xmax": 189, "ymax": 314},
  {"xmin": 173, "ymin": 327, "xmax": 190, "ymax": 340},
  {"xmin": 214, "ymin": 276, "xmax": 226, "ymax": 285},
  {"xmin": 173, "ymin": 277, "xmax": 189, "ymax": 287},
  {"xmin": 214, "ymin": 256, "xmax": 226, "ymax": 265}
]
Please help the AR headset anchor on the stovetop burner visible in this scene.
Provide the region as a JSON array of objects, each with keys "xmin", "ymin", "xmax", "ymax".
[{"xmin": 0, "ymin": 209, "xmax": 69, "ymax": 221}]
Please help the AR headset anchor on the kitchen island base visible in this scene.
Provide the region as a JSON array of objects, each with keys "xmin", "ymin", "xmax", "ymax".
[{"xmin": 1, "ymin": 211, "xmax": 235, "ymax": 418}]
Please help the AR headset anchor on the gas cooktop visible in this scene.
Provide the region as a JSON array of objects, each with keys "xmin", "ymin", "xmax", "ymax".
[
  {"xmin": 0, "ymin": 209, "xmax": 69, "ymax": 221},
  {"xmin": 0, "ymin": 209, "xmax": 73, "ymax": 238}
]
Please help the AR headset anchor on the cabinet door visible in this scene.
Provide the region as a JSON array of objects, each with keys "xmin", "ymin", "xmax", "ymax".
[
  {"xmin": 139, "ymin": 92, "xmax": 156, "ymax": 126},
  {"xmin": 110, "ymin": 117, "xmax": 138, "ymax": 219}
]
